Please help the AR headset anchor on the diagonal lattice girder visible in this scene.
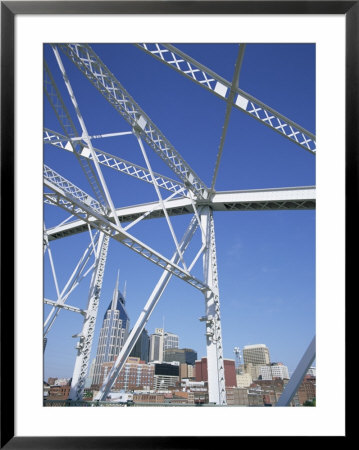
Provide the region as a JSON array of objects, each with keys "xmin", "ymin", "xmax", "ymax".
[
  {"xmin": 58, "ymin": 43, "xmax": 209, "ymax": 200},
  {"xmin": 44, "ymin": 61, "xmax": 109, "ymax": 210},
  {"xmin": 44, "ymin": 166, "xmax": 209, "ymax": 292},
  {"xmin": 44, "ymin": 299, "xmax": 86, "ymax": 316},
  {"xmin": 44, "ymin": 129, "xmax": 188, "ymax": 197},
  {"xmin": 136, "ymin": 43, "xmax": 316, "ymax": 154},
  {"xmin": 44, "ymin": 165, "xmax": 104, "ymax": 214}
]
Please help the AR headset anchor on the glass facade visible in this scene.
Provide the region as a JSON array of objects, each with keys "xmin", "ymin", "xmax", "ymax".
[{"xmin": 92, "ymin": 276, "xmax": 130, "ymax": 386}]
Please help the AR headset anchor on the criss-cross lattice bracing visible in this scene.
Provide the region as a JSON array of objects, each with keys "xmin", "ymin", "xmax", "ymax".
[
  {"xmin": 44, "ymin": 43, "xmax": 316, "ymax": 405},
  {"xmin": 136, "ymin": 44, "xmax": 316, "ymax": 154}
]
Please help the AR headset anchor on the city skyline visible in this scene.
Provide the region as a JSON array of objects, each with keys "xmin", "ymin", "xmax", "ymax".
[{"xmin": 44, "ymin": 43, "xmax": 315, "ymax": 384}]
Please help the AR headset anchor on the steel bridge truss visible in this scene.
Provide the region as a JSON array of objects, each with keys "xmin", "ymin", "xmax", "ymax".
[{"xmin": 44, "ymin": 43, "xmax": 316, "ymax": 405}]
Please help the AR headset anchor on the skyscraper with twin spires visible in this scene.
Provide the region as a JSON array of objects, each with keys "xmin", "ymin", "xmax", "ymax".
[{"xmin": 91, "ymin": 271, "xmax": 130, "ymax": 386}]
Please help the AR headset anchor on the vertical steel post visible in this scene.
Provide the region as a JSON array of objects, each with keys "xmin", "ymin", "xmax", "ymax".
[
  {"xmin": 201, "ymin": 207, "xmax": 227, "ymax": 405},
  {"xmin": 68, "ymin": 232, "xmax": 110, "ymax": 401}
]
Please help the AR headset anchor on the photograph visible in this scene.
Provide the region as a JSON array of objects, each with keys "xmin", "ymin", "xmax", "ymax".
[{"xmin": 43, "ymin": 42, "xmax": 316, "ymax": 408}]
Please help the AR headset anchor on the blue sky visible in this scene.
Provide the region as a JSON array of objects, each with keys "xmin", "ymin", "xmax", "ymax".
[{"xmin": 44, "ymin": 43, "xmax": 315, "ymax": 381}]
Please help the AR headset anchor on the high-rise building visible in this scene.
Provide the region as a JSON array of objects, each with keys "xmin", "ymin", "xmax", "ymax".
[
  {"xmin": 260, "ymin": 363, "xmax": 289, "ymax": 380},
  {"xmin": 149, "ymin": 328, "xmax": 180, "ymax": 363},
  {"xmin": 149, "ymin": 328, "xmax": 164, "ymax": 362},
  {"xmin": 243, "ymin": 344, "xmax": 270, "ymax": 365},
  {"xmin": 164, "ymin": 332, "xmax": 179, "ymax": 351},
  {"xmin": 92, "ymin": 272, "xmax": 130, "ymax": 386},
  {"xmin": 163, "ymin": 348, "xmax": 197, "ymax": 365},
  {"xmin": 130, "ymin": 328, "xmax": 150, "ymax": 363}
]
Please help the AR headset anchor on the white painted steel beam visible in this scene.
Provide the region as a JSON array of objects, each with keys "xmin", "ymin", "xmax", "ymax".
[
  {"xmin": 59, "ymin": 43, "xmax": 209, "ymax": 200},
  {"xmin": 211, "ymin": 186, "xmax": 316, "ymax": 210},
  {"xmin": 44, "ymin": 168, "xmax": 208, "ymax": 292},
  {"xmin": 44, "ymin": 299, "xmax": 86, "ymax": 315},
  {"xmin": 44, "ymin": 232, "xmax": 98, "ymax": 336},
  {"xmin": 69, "ymin": 131, "xmax": 133, "ymax": 141},
  {"xmin": 211, "ymin": 44, "xmax": 246, "ymax": 190},
  {"xmin": 136, "ymin": 43, "xmax": 316, "ymax": 154},
  {"xmin": 52, "ymin": 45, "xmax": 122, "ymax": 231},
  {"xmin": 69, "ymin": 232, "xmax": 110, "ymax": 401},
  {"xmin": 44, "ymin": 165, "xmax": 104, "ymax": 214},
  {"xmin": 123, "ymin": 189, "xmax": 185, "ymax": 232},
  {"xmin": 136, "ymin": 134, "xmax": 188, "ymax": 270},
  {"xmin": 44, "ymin": 62, "xmax": 109, "ymax": 210},
  {"xmin": 44, "ymin": 129, "xmax": 187, "ymax": 197},
  {"xmin": 45, "ymin": 186, "xmax": 315, "ymax": 240},
  {"xmin": 201, "ymin": 207, "xmax": 227, "ymax": 405}
]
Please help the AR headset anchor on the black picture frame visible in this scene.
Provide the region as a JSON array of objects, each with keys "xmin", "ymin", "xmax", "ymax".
[{"xmin": 1, "ymin": 1, "xmax": 353, "ymax": 447}]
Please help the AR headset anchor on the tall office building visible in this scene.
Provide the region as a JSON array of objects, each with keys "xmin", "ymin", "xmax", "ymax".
[
  {"xmin": 149, "ymin": 328, "xmax": 180, "ymax": 362},
  {"xmin": 260, "ymin": 363, "xmax": 289, "ymax": 380},
  {"xmin": 92, "ymin": 272, "xmax": 130, "ymax": 386},
  {"xmin": 164, "ymin": 332, "xmax": 179, "ymax": 351},
  {"xmin": 243, "ymin": 344, "xmax": 270, "ymax": 365},
  {"xmin": 130, "ymin": 328, "xmax": 150, "ymax": 363},
  {"xmin": 163, "ymin": 348, "xmax": 197, "ymax": 365},
  {"xmin": 149, "ymin": 328, "xmax": 164, "ymax": 362}
]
